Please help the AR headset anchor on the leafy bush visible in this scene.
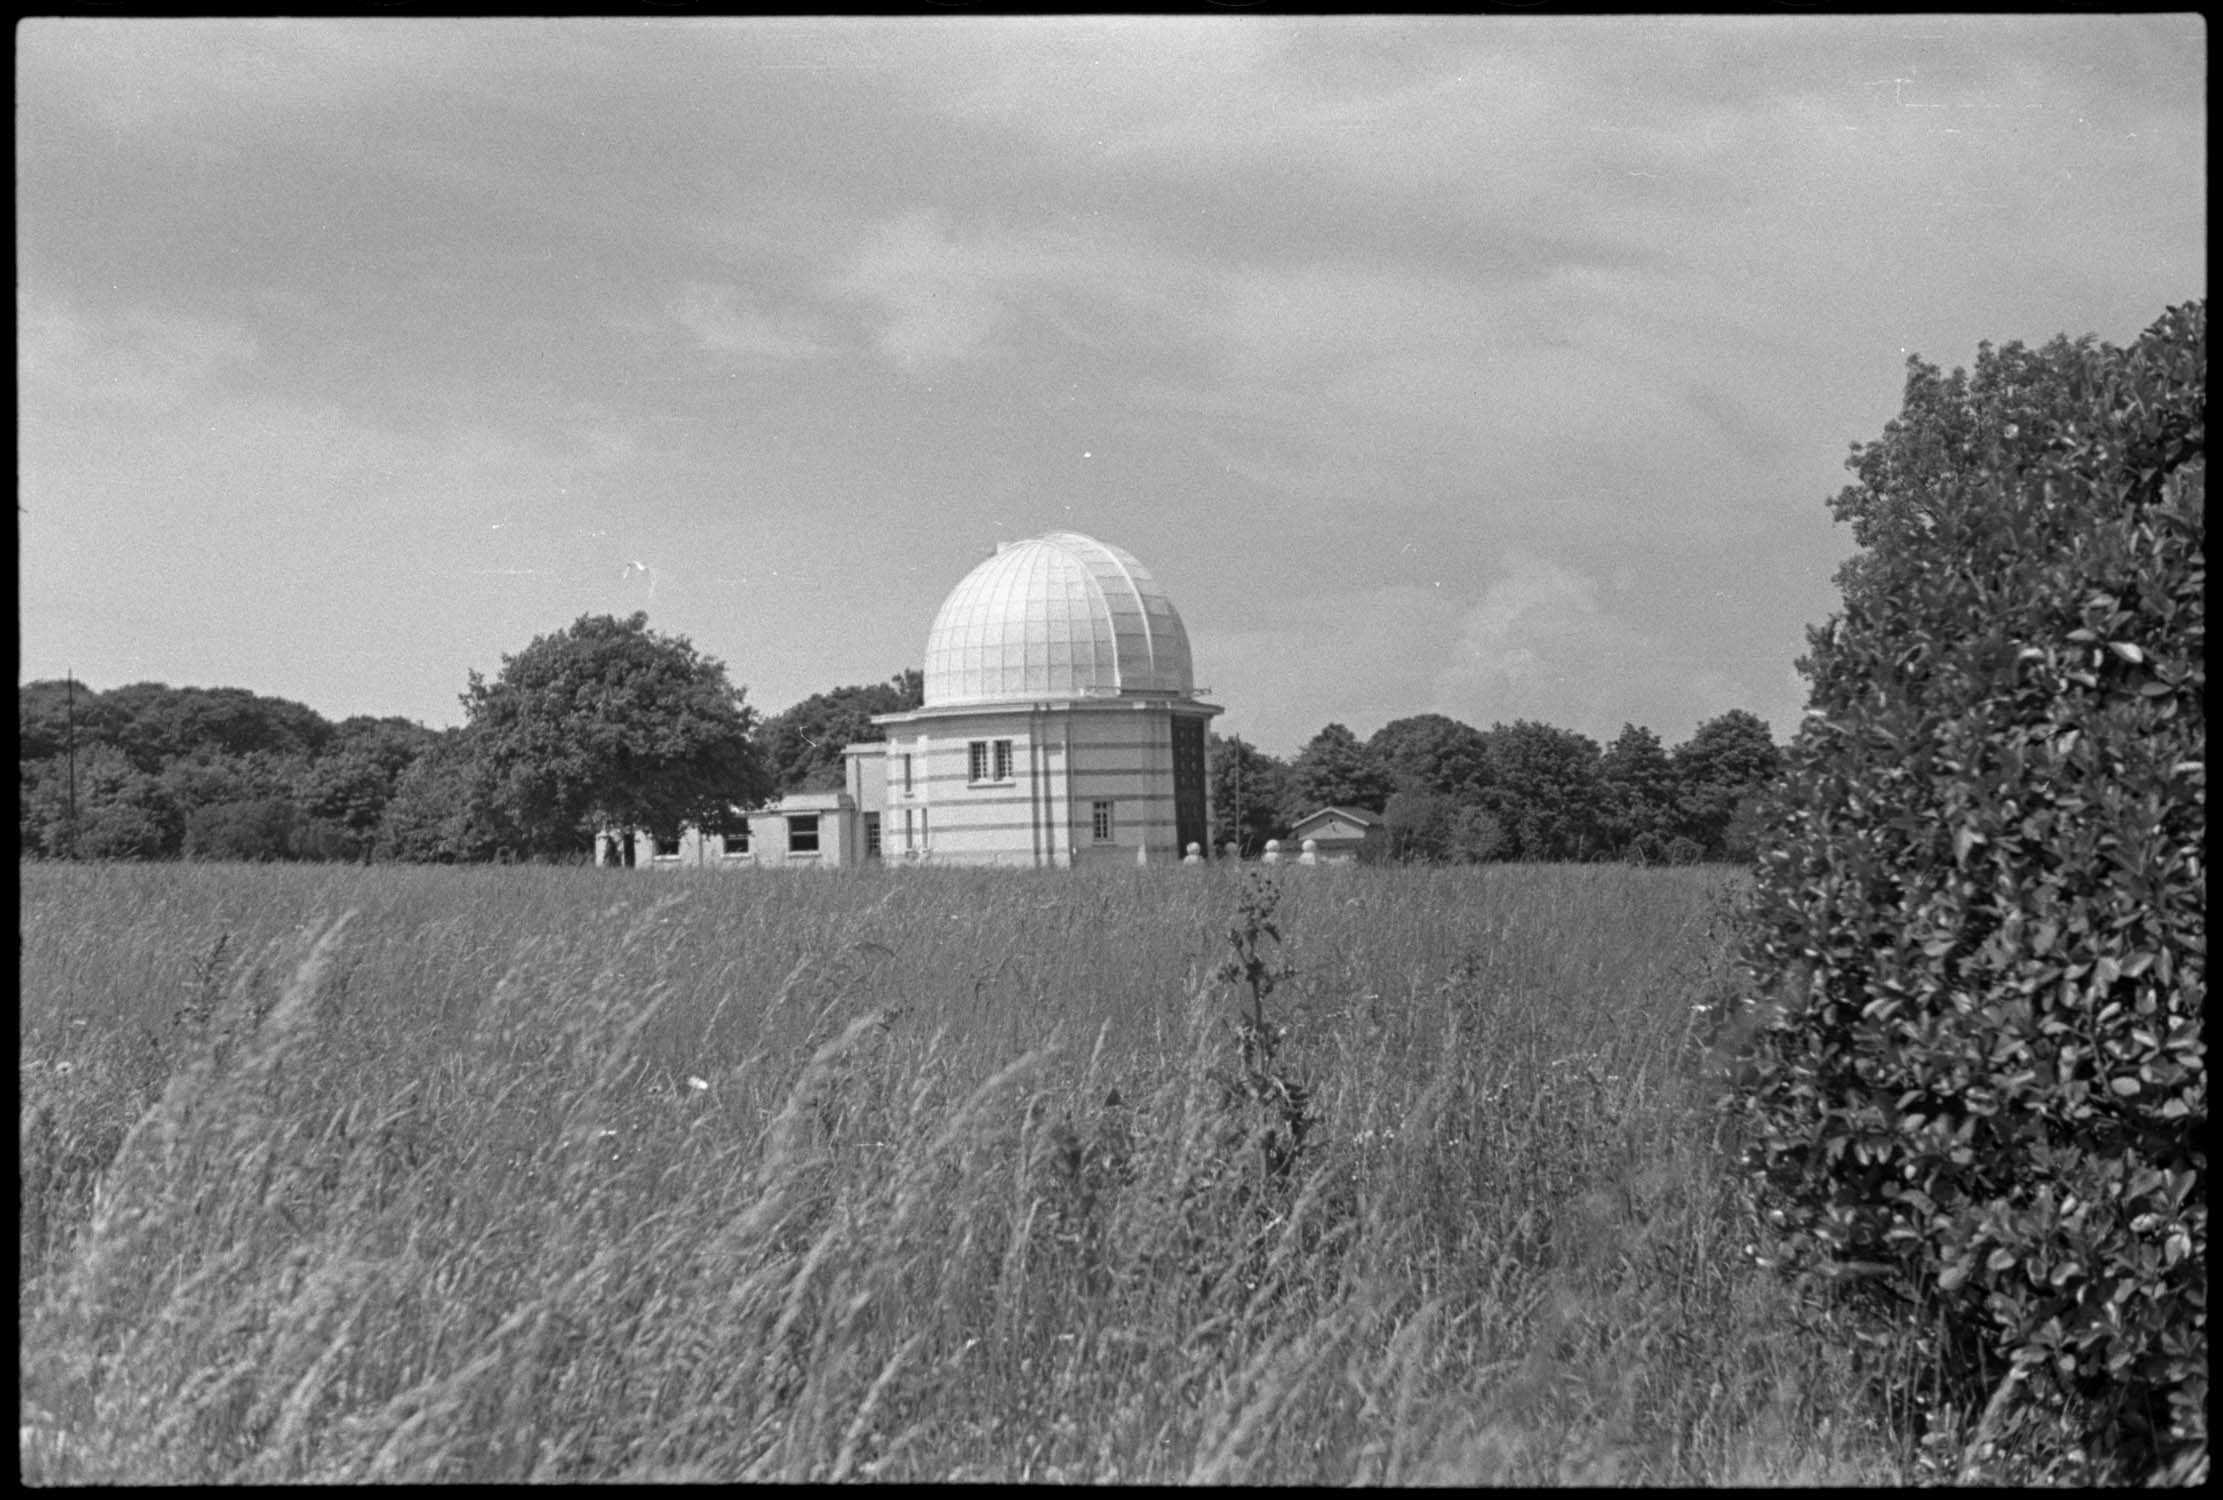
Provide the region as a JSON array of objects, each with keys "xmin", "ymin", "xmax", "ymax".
[{"xmin": 1728, "ymin": 301, "xmax": 2205, "ymax": 1483}]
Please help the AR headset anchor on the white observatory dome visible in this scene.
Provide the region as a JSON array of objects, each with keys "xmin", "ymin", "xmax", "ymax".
[{"xmin": 922, "ymin": 531, "xmax": 1196, "ymax": 707}]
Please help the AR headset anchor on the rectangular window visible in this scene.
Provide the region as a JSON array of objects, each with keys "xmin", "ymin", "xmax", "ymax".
[
  {"xmin": 903, "ymin": 808, "xmax": 915, "ymax": 851},
  {"xmin": 969, "ymin": 738, "xmax": 1015, "ymax": 783},
  {"xmin": 919, "ymin": 808, "xmax": 929, "ymax": 848},
  {"xmin": 653, "ymin": 833, "xmax": 682, "ymax": 859},
  {"xmin": 903, "ymin": 753, "xmax": 914, "ymax": 794},
  {"xmin": 723, "ymin": 825, "xmax": 750, "ymax": 857},
  {"xmin": 1092, "ymin": 801, "xmax": 1114, "ymax": 842},
  {"xmin": 787, "ymin": 815, "xmax": 820, "ymax": 855},
  {"xmin": 864, "ymin": 813, "xmax": 881, "ymax": 860}
]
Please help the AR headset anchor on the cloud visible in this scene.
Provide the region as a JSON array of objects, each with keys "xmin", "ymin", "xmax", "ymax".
[
  {"xmin": 1433, "ymin": 553, "xmax": 1631, "ymax": 710},
  {"xmin": 824, "ymin": 210, "xmax": 1211, "ymax": 370},
  {"xmin": 18, "ymin": 294, "xmax": 261, "ymax": 414},
  {"xmin": 668, "ymin": 282, "xmax": 826, "ymax": 361},
  {"xmin": 830, "ymin": 214, "xmax": 1012, "ymax": 365}
]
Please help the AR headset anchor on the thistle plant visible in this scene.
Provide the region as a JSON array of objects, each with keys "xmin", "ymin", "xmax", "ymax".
[{"xmin": 1209, "ymin": 873, "xmax": 1311, "ymax": 1188}]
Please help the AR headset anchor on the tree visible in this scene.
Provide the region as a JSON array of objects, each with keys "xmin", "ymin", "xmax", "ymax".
[
  {"xmin": 18, "ymin": 679, "xmax": 93, "ymax": 764},
  {"xmin": 758, "ymin": 670, "xmax": 924, "ymax": 794},
  {"xmin": 1380, "ymin": 786, "xmax": 1458, "ymax": 863},
  {"xmin": 157, "ymin": 752, "xmax": 299, "ymax": 853},
  {"xmin": 1207, "ymin": 733, "xmax": 1290, "ymax": 855},
  {"xmin": 1482, "ymin": 720, "xmax": 1603, "ymax": 861},
  {"xmin": 89, "ymin": 682, "xmax": 334, "ymax": 772},
  {"xmin": 1368, "ymin": 714, "xmax": 1493, "ymax": 803},
  {"xmin": 296, "ymin": 716, "xmax": 442, "ymax": 856},
  {"xmin": 1598, "ymin": 723, "xmax": 1678, "ymax": 862},
  {"xmin": 183, "ymin": 797, "xmax": 302, "ymax": 862},
  {"xmin": 1730, "ymin": 301, "xmax": 2205, "ymax": 1482},
  {"xmin": 1449, "ymin": 804, "xmax": 1509, "ymax": 863},
  {"xmin": 1825, "ymin": 333, "xmax": 2114, "ymax": 628},
  {"xmin": 460, "ymin": 612, "xmax": 770, "ymax": 859},
  {"xmin": 1670, "ymin": 709, "xmax": 1780, "ymax": 859},
  {"xmin": 21, "ymin": 744, "xmax": 180, "ymax": 859},
  {"xmin": 1282, "ymin": 723, "xmax": 1393, "ymax": 822},
  {"xmin": 373, "ymin": 730, "xmax": 502, "ymax": 863}
]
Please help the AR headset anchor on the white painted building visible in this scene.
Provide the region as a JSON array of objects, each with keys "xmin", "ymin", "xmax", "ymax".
[
  {"xmin": 1285, "ymin": 806, "xmax": 1383, "ymax": 864},
  {"xmin": 598, "ymin": 530, "xmax": 1221, "ymax": 870}
]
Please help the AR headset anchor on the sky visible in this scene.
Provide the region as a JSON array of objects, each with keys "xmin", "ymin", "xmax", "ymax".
[{"xmin": 16, "ymin": 15, "xmax": 2206, "ymax": 757}]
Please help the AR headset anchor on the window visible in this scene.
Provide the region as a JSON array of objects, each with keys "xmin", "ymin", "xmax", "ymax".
[
  {"xmin": 902, "ymin": 753, "xmax": 914, "ymax": 794},
  {"xmin": 903, "ymin": 808, "xmax": 915, "ymax": 851},
  {"xmin": 864, "ymin": 813, "xmax": 881, "ymax": 860},
  {"xmin": 919, "ymin": 808, "xmax": 929, "ymax": 848},
  {"xmin": 723, "ymin": 825, "xmax": 751, "ymax": 857},
  {"xmin": 652, "ymin": 833, "xmax": 682, "ymax": 859},
  {"xmin": 969, "ymin": 738, "xmax": 1015, "ymax": 783},
  {"xmin": 1092, "ymin": 801, "xmax": 1114, "ymax": 842},
  {"xmin": 787, "ymin": 815, "xmax": 820, "ymax": 855}
]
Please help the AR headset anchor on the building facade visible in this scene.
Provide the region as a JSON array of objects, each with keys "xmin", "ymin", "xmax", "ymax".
[
  {"xmin": 1286, "ymin": 805, "xmax": 1383, "ymax": 864},
  {"xmin": 598, "ymin": 530, "xmax": 1221, "ymax": 870}
]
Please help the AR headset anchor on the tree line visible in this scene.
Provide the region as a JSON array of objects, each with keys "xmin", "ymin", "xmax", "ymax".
[
  {"xmin": 17, "ymin": 617, "xmax": 925, "ymax": 864},
  {"xmin": 1211, "ymin": 708, "xmax": 1778, "ymax": 865},
  {"xmin": 20, "ymin": 612, "xmax": 1774, "ymax": 866}
]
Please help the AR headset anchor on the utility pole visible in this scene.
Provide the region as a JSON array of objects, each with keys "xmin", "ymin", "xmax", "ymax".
[
  {"xmin": 65, "ymin": 669, "xmax": 79, "ymax": 859},
  {"xmin": 1231, "ymin": 732, "xmax": 1244, "ymax": 858}
]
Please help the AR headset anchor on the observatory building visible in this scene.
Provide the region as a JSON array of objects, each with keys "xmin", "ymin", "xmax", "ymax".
[{"xmin": 598, "ymin": 530, "xmax": 1222, "ymax": 869}]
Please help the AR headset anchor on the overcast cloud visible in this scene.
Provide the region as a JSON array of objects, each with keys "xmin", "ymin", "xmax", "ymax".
[{"xmin": 17, "ymin": 16, "xmax": 2206, "ymax": 754}]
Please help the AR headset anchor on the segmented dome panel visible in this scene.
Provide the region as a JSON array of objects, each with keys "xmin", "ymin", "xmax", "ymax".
[{"xmin": 922, "ymin": 532, "xmax": 1195, "ymax": 706}]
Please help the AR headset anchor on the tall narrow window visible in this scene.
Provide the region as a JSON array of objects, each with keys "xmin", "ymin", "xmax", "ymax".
[
  {"xmin": 903, "ymin": 753, "xmax": 914, "ymax": 794},
  {"xmin": 904, "ymin": 808, "xmax": 915, "ymax": 850},
  {"xmin": 919, "ymin": 808, "xmax": 929, "ymax": 848},
  {"xmin": 1092, "ymin": 801, "xmax": 1114, "ymax": 842},
  {"xmin": 864, "ymin": 813, "xmax": 881, "ymax": 860},
  {"xmin": 969, "ymin": 738, "xmax": 1015, "ymax": 783}
]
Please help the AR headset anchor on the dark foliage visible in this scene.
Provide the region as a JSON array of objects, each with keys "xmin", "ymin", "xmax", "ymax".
[
  {"xmin": 756, "ymin": 669, "xmax": 923, "ymax": 794},
  {"xmin": 1207, "ymin": 733, "xmax": 1291, "ymax": 855},
  {"xmin": 461, "ymin": 612, "xmax": 770, "ymax": 858},
  {"xmin": 20, "ymin": 744, "xmax": 181, "ymax": 859},
  {"xmin": 1671, "ymin": 710, "xmax": 1780, "ymax": 860},
  {"xmin": 1368, "ymin": 713, "xmax": 1494, "ymax": 803},
  {"xmin": 1729, "ymin": 301, "xmax": 2205, "ymax": 1483},
  {"xmin": 1282, "ymin": 722, "xmax": 1393, "ymax": 823},
  {"xmin": 373, "ymin": 731, "xmax": 502, "ymax": 864},
  {"xmin": 1481, "ymin": 719, "xmax": 1605, "ymax": 862},
  {"xmin": 1599, "ymin": 722, "xmax": 1679, "ymax": 860}
]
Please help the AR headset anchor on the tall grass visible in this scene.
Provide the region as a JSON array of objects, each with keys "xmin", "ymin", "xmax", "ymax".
[{"xmin": 21, "ymin": 861, "xmax": 1909, "ymax": 1482}]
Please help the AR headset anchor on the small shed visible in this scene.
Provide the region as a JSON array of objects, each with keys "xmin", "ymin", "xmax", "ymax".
[{"xmin": 1286, "ymin": 806, "xmax": 1382, "ymax": 864}]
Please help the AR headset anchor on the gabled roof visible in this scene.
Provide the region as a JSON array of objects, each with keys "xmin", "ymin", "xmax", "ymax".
[{"xmin": 1289, "ymin": 805, "xmax": 1382, "ymax": 834}]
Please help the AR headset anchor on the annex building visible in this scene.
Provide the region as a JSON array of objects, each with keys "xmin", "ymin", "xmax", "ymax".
[{"xmin": 597, "ymin": 530, "xmax": 1221, "ymax": 870}]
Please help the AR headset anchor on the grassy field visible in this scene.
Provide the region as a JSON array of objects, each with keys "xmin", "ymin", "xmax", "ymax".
[{"xmin": 21, "ymin": 860, "xmax": 1916, "ymax": 1483}]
